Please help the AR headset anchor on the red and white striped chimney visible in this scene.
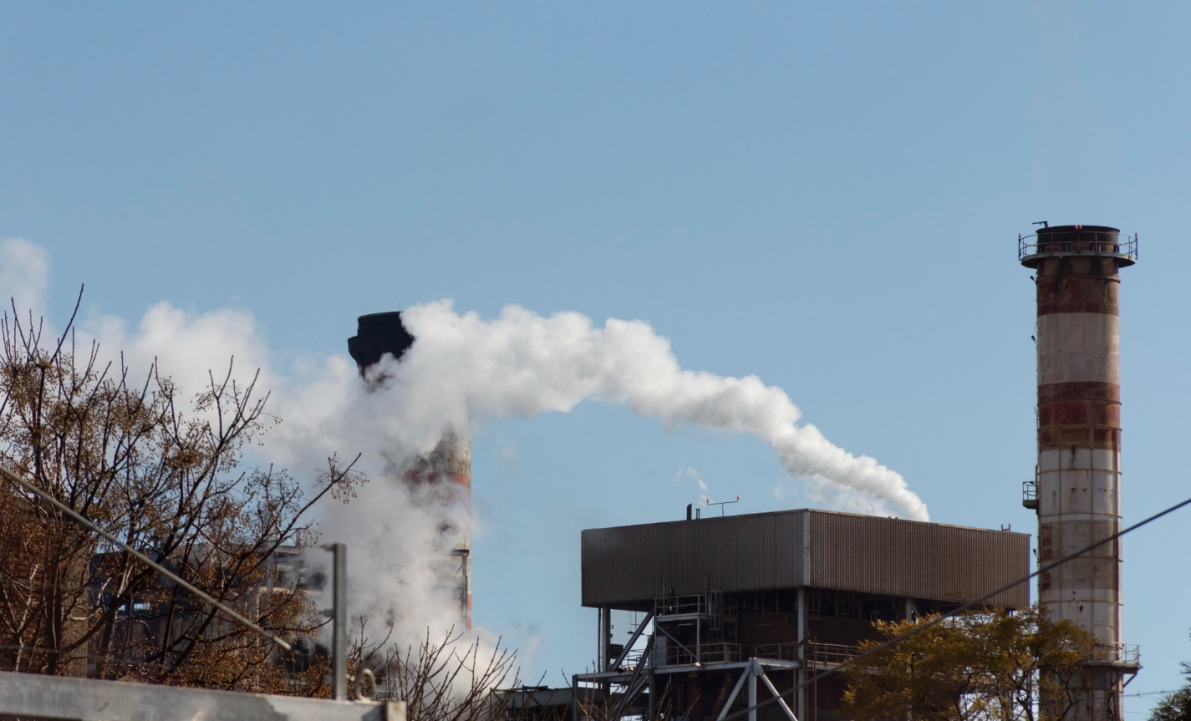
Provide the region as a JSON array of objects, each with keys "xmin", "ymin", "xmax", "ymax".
[{"xmin": 1020, "ymin": 224, "xmax": 1139, "ymax": 721}]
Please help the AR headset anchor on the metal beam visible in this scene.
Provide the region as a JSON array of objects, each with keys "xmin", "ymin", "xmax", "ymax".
[
  {"xmin": 715, "ymin": 667, "xmax": 750, "ymax": 721},
  {"xmin": 0, "ymin": 670, "xmax": 403, "ymax": 721},
  {"xmin": 609, "ymin": 612, "xmax": 653, "ymax": 672},
  {"xmin": 654, "ymin": 624, "xmax": 699, "ymax": 664},
  {"xmin": 577, "ymin": 658, "xmax": 799, "ymax": 680},
  {"xmin": 607, "ymin": 634, "xmax": 655, "ymax": 720},
  {"xmin": 759, "ymin": 670, "xmax": 798, "ymax": 721},
  {"xmin": 570, "ymin": 674, "xmax": 579, "ymax": 721},
  {"xmin": 715, "ymin": 659, "xmax": 798, "ymax": 721},
  {"xmin": 748, "ymin": 663, "xmax": 757, "ymax": 721},
  {"xmin": 796, "ymin": 587, "xmax": 806, "ymax": 721},
  {"xmin": 653, "ymin": 660, "xmax": 799, "ymax": 675}
]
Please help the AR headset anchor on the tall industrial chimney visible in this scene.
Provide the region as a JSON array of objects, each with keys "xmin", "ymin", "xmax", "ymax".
[
  {"xmin": 348, "ymin": 312, "xmax": 473, "ymax": 627},
  {"xmin": 1020, "ymin": 225, "xmax": 1140, "ymax": 721}
]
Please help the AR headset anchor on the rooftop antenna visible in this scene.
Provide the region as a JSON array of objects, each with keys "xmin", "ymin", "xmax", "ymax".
[
  {"xmin": 1032, "ymin": 220, "xmax": 1049, "ymax": 228},
  {"xmin": 704, "ymin": 495, "xmax": 741, "ymax": 517}
]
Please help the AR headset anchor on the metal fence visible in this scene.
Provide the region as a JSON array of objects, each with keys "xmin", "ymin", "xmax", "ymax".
[
  {"xmin": 650, "ymin": 639, "xmax": 860, "ymax": 669},
  {"xmin": 1018, "ymin": 232, "xmax": 1138, "ymax": 262},
  {"xmin": 654, "ymin": 594, "xmax": 713, "ymax": 618},
  {"xmin": 1091, "ymin": 642, "xmax": 1141, "ymax": 667}
]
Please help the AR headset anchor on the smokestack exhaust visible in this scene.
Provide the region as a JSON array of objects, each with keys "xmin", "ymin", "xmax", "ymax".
[
  {"xmin": 348, "ymin": 311, "xmax": 473, "ymax": 628},
  {"xmin": 348, "ymin": 312, "xmax": 416, "ymax": 370},
  {"xmin": 1020, "ymin": 225, "xmax": 1140, "ymax": 721}
]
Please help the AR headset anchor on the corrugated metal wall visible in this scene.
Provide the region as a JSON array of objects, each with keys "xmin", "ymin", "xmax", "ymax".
[
  {"xmin": 581, "ymin": 510, "xmax": 1030, "ymax": 609},
  {"xmin": 807, "ymin": 513, "xmax": 1029, "ymax": 608},
  {"xmin": 581, "ymin": 512, "xmax": 805, "ymax": 607}
]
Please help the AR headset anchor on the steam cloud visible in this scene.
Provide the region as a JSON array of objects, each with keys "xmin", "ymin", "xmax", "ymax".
[
  {"xmin": 0, "ymin": 239, "xmax": 928, "ymax": 660},
  {"xmin": 355, "ymin": 302, "xmax": 928, "ymax": 522}
]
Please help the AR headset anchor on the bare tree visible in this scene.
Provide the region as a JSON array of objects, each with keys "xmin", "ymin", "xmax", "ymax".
[
  {"xmin": 349, "ymin": 619, "xmax": 519, "ymax": 720},
  {"xmin": 0, "ymin": 300, "xmax": 364, "ymax": 694},
  {"xmin": 347, "ymin": 621, "xmax": 681, "ymax": 721}
]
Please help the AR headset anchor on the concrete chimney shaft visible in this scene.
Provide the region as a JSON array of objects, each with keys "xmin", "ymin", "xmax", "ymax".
[{"xmin": 1021, "ymin": 225, "xmax": 1138, "ymax": 721}]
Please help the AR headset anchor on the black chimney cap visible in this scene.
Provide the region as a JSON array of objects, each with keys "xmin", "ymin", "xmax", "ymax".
[{"xmin": 348, "ymin": 311, "xmax": 415, "ymax": 370}]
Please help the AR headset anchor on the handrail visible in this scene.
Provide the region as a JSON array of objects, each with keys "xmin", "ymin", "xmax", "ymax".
[
  {"xmin": 753, "ymin": 643, "xmax": 801, "ymax": 661},
  {"xmin": 649, "ymin": 639, "xmax": 861, "ymax": 668},
  {"xmin": 801, "ymin": 642, "xmax": 861, "ymax": 666},
  {"xmin": 1019, "ymin": 232, "xmax": 1138, "ymax": 262},
  {"xmin": 655, "ymin": 594, "xmax": 712, "ymax": 617},
  {"xmin": 639, "ymin": 637, "xmax": 1134, "ymax": 671},
  {"xmin": 1093, "ymin": 642, "xmax": 1141, "ymax": 665}
]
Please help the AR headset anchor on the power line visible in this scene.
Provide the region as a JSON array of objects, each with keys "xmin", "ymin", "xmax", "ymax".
[
  {"xmin": 721, "ymin": 493, "xmax": 1191, "ymax": 721},
  {"xmin": 0, "ymin": 465, "xmax": 294, "ymax": 653}
]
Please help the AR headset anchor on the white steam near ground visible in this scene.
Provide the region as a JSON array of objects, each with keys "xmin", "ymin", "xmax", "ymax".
[{"xmin": 0, "ymin": 237, "xmax": 928, "ymax": 666}]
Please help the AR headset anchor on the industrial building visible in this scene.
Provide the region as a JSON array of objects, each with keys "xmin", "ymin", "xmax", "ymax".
[
  {"xmin": 548, "ymin": 222, "xmax": 1142, "ymax": 721},
  {"xmin": 574, "ymin": 509, "xmax": 1030, "ymax": 721}
]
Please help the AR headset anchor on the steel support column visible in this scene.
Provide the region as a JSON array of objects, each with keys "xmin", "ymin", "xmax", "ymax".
[
  {"xmin": 597, "ymin": 607, "xmax": 611, "ymax": 672},
  {"xmin": 748, "ymin": 666, "xmax": 757, "ymax": 721},
  {"xmin": 796, "ymin": 587, "xmax": 806, "ymax": 721},
  {"xmin": 325, "ymin": 542, "xmax": 348, "ymax": 701}
]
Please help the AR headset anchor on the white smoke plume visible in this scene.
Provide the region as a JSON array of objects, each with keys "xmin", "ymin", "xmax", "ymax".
[
  {"xmin": 345, "ymin": 302, "xmax": 928, "ymax": 521},
  {"xmin": 674, "ymin": 465, "xmax": 713, "ymax": 506},
  {"xmin": 0, "ymin": 241, "xmax": 929, "ymax": 661}
]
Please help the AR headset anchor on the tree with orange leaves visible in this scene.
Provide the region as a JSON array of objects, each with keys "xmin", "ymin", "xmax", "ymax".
[
  {"xmin": 842, "ymin": 607, "xmax": 1095, "ymax": 721},
  {"xmin": 0, "ymin": 300, "xmax": 365, "ymax": 694}
]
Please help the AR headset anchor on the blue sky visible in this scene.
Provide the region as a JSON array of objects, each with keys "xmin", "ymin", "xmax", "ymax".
[{"xmin": 3, "ymin": 2, "xmax": 1191, "ymax": 712}]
